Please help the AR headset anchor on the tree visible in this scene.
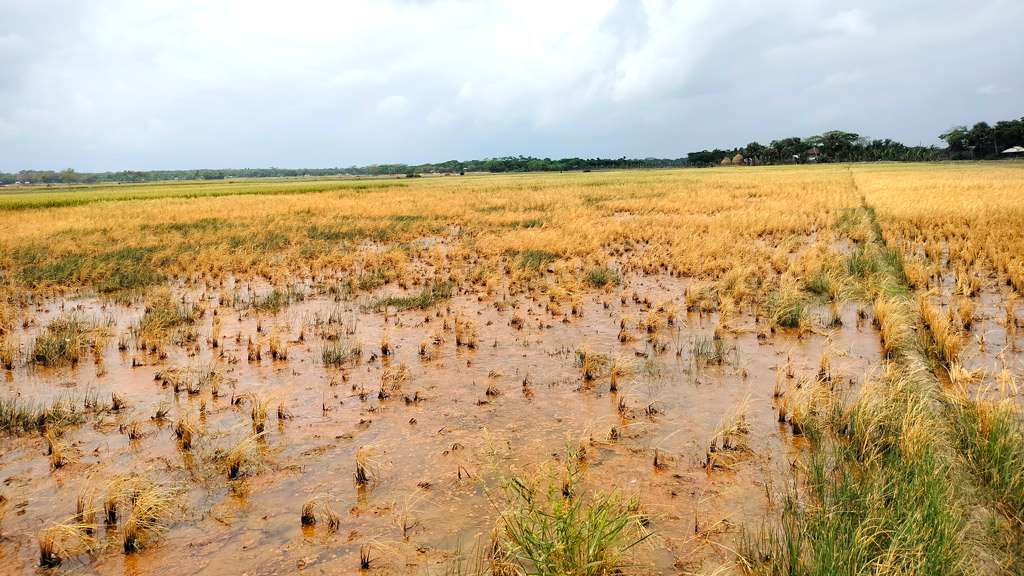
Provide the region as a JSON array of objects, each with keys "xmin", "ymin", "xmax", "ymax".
[
  {"xmin": 483, "ymin": 158, "xmax": 507, "ymax": 173},
  {"xmin": 59, "ymin": 168, "xmax": 77, "ymax": 184},
  {"xmin": 686, "ymin": 150, "xmax": 719, "ymax": 166},
  {"xmin": 819, "ymin": 131, "xmax": 860, "ymax": 162},
  {"xmin": 744, "ymin": 142, "xmax": 765, "ymax": 162},
  {"xmin": 966, "ymin": 123, "xmax": 995, "ymax": 159},
  {"xmin": 939, "ymin": 126, "xmax": 971, "ymax": 160},
  {"xmin": 771, "ymin": 137, "xmax": 807, "ymax": 164},
  {"xmin": 993, "ymin": 118, "xmax": 1024, "ymax": 151}
]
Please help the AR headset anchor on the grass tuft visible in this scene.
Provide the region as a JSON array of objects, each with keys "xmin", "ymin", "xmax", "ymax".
[{"xmin": 494, "ymin": 446, "xmax": 652, "ymax": 575}]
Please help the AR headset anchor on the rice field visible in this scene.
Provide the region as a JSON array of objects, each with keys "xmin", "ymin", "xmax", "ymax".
[{"xmin": 0, "ymin": 162, "xmax": 1022, "ymax": 575}]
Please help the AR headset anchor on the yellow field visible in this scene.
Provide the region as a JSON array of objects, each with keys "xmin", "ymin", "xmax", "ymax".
[{"xmin": 0, "ymin": 162, "xmax": 1022, "ymax": 575}]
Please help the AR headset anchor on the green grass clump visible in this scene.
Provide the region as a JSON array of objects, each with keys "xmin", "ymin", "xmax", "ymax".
[
  {"xmin": 31, "ymin": 314, "xmax": 104, "ymax": 366},
  {"xmin": 846, "ymin": 246, "xmax": 880, "ymax": 279},
  {"xmin": 763, "ymin": 283, "xmax": 807, "ymax": 329},
  {"xmin": 833, "ymin": 207, "xmax": 863, "ymax": 230},
  {"xmin": 230, "ymin": 285, "xmax": 305, "ymax": 313},
  {"xmin": 508, "ymin": 218, "xmax": 546, "ymax": 229},
  {"xmin": 0, "ymin": 393, "xmax": 93, "ymax": 435},
  {"xmin": 744, "ymin": 376, "xmax": 968, "ymax": 576},
  {"xmin": 373, "ymin": 214, "xmax": 427, "ymax": 242},
  {"xmin": 134, "ymin": 291, "xmax": 201, "ymax": 350},
  {"xmin": 948, "ymin": 395, "xmax": 1024, "ymax": 564},
  {"xmin": 951, "ymin": 400, "xmax": 1024, "ymax": 519},
  {"xmin": 516, "ymin": 250, "xmax": 557, "ymax": 271},
  {"xmin": 495, "ymin": 447, "xmax": 652, "ymax": 576},
  {"xmin": 21, "ymin": 246, "xmax": 164, "ymax": 294},
  {"xmin": 322, "ymin": 340, "xmax": 362, "ymax": 367},
  {"xmin": 803, "ymin": 271, "xmax": 832, "ymax": 296},
  {"xmin": 368, "ymin": 282, "xmax": 453, "ymax": 312},
  {"xmin": 0, "ymin": 179, "xmax": 406, "ymax": 211},
  {"xmin": 584, "ymin": 266, "xmax": 621, "ymax": 288},
  {"xmin": 0, "ymin": 396, "xmax": 50, "ymax": 434},
  {"xmin": 352, "ymin": 271, "xmax": 386, "ymax": 291},
  {"xmin": 692, "ymin": 334, "xmax": 729, "ymax": 366}
]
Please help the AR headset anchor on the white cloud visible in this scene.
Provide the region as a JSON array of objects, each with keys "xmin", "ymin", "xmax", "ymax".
[
  {"xmin": 823, "ymin": 9, "xmax": 875, "ymax": 36},
  {"xmin": 0, "ymin": 0, "xmax": 1021, "ymax": 171},
  {"xmin": 814, "ymin": 70, "xmax": 867, "ymax": 90},
  {"xmin": 976, "ymin": 84, "xmax": 1009, "ymax": 95},
  {"xmin": 0, "ymin": 118, "xmax": 20, "ymax": 143},
  {"xmin": 376, "ymin": 95, "xmax": 410, "ymax": 117}
]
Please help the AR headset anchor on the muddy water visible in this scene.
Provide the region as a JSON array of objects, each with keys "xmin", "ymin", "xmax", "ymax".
[
  {"xmin": 0, "ymin": 274, "xmax": 884, "ymax": 575},
  {"xmin": 933, "ymin": 279, "xmax": 1024, "ymax": 406}
]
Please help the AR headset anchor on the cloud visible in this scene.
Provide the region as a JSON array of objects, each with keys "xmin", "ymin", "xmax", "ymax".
[
  {"xmin": 823, "ymin": 10, "xmax": 875, "ymax": 36},
  {"xmin": 0, "ymin": 0, "xmax": 1021, "ymax": 171},
  {"xmin": 814, "ymin": 70, "xmax": 868, "ymax": 91},
  {"xmin": 0, "ymin": 118, "xmax": 20, "ymax": 143},
  {"xmin": 976, "ymin": 84, "xmax": 1009, "ymax": 96},
  {"xmin": 376, "ymin": 95, "xmax": 410, "ymax": 117}
]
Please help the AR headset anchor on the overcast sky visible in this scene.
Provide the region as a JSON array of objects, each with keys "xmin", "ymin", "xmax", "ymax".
[{"xmin": 0, "ymin": 0, "xmax": 1021, "ymax": 172}]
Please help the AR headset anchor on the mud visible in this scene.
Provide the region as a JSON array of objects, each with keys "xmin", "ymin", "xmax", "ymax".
[{"xmin": 1, "ymin": 272, "xmax": 887, "ymax": 575}]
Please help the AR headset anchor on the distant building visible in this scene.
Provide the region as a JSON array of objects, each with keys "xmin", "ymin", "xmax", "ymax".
[
  {"xmin": 805, "ymin": 147, "xmax": 820, "ymax": 163},
  {"xmin": 1001, "ymin": 146, "xmax": 1024, "ymax": 158}
]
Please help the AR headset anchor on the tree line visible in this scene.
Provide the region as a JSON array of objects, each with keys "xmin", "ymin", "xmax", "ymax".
[{"xmin": 3, "ymin": 117, "xmax": 1021, "ymax": 185}]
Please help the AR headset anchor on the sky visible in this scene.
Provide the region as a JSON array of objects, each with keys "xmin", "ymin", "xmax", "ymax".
[{"xmin": 0, "ymin": 0, "xmax": 1021, "ymax": 172}]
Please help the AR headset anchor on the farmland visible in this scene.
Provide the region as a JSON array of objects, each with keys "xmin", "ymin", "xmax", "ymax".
[{"xmin": 0, "ymin": 162, "xmax": 1022, "ymax": 575}]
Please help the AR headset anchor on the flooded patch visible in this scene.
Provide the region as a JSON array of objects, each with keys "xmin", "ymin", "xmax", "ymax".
[{"xmin": 0, "ymin": 271, "xmax": 885, "ymax": 575}]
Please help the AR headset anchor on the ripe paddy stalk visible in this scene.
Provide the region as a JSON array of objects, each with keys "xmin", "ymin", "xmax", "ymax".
[
  {"xmin": 576, "ymin": 347, "xmax": 609, "ymax": 384},
  {"xmin": 38, "ymin": 525, "xmax": 62, "ymax": 568},
  {"xmin": 300, "ymin": 499, "xmax": 317, "ymax": 527},
  {"xmin": 743, "ymin": 200, "xmax": 977, "ymax": 574},
  {"xmin": 250, "ymin": 394, "xmax": 272, "ymax": 435},
  {"xmin": 174, "ymin": 411, "xmax": 199, "ymax": 450},
  {"xmin": 121, "ymin": 479, "xmax": 178, "ymax": 553},
  {"xmin": 211, "ymin": 315, "xmax": 221, "ymax": 348},
  {"xmin": 44, "ymin": 430, "xmax": 67, "ymax": 469},
  {"xmin": 223, "ymin": 432, "xmax": 265, "ymax": 480},
  {"xmin": 918, "ymin": 293, "xmax": 964, "ymax": 368},
  {"xmin": 609, "ymin": 356, "xmax": 635, "ymax": 392},
  {"xmin": 705, "ymin": 396, "xmax": 752, "ymax": 470},
  {"xmin": 379, "ymin": 360, "xmax": 410, "ymax": 400},
  {"xmin": 1, "ymin": 162, "xmax": 1021, "ymax": 574},
  {"xmin": 0, "ymin": 335, "xmax": 15, "ymax": 369},
  {"xmin": 454, "ymin": 314, "xmax": 478, "ymax": 348},
  {"xmin": 354, "ymin": 445, "xmax": 376, "ymax": 486},
  {"xmin": 111, "ymin": 391, "xmax": 130, "ymax": 411}
]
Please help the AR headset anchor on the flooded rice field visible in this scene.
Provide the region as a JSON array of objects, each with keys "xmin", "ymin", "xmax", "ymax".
[
  {"xmin": 1, "ymin": 164, "xmax": 1023, "ymax": 574},
  {"xmin": 0, "ymin": 270, "xmax": 892, "ymax": 575}
]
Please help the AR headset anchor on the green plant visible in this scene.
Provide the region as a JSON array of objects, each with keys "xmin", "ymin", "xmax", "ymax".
[
  {"xmin": 133, "ymin": 291, "xmax": 201, "ymax": 351},
  {"xmin": 764, "ymin": 282, "xmax": 806, "ymax": 329},
  {"xmin": 692, "ymin": 334, "xmax": 729, "ymax": 366},
  {"xmin": 948, "ymin": 394, "xmax": 1024, "ymax": 562},
  {"xmin": 584, "ymin": 266, "xmax": 621, "ymax": 288},
  {"xmin": 321, "ymin": 339, "xmax": 362, "ymax": 366},
  {"xmin": 31, "ymin": 314, "xmax": 104, "ymax": 366},
  {"xmin": 368, "ymin": 281, "xmax": 453, "ymax": 311},
  {"xmin": 495, "ymin": 448, "xmax": 652, "ymax": 575},
  {"xmin": 743, "ymin": 376, "xmax": 968, "ymax": 575},
  {"xmin": 517, "ymin": 250, "xmax": 557, "ymax": 272}
]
